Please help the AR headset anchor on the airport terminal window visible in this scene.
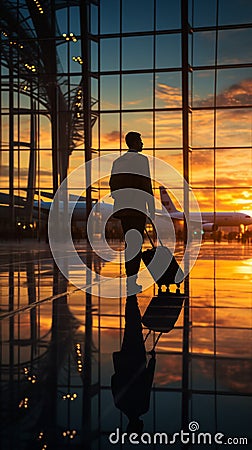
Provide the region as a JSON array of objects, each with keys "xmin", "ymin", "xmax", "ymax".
[
  {"xmin": 122, "ymin": 36, "xmax": 154, "ymax": 70},
  {"xmin": 192, "ymin": 70, "xmax": 215, "ymax": 107},
  {"xmin": 155, "ymin": 72, "xmax": 182, "ymax": 109},
  {"xmin": 122, "ymin": 0, "xmax": 154, "ymax": 33},
  {"xmin": 155, "ymin": 111, "xmax": 182, "ymax": 148},
  {"xmin": 191, "ymin": 110, "xmax": 215, "ymax": 148},
  {"xmin": 100, "ymin": 38, "xmax": 120, "ymax": 72},
  {"xmin": 216, "ymin": 149, "xmax": 252, "ymax": 187},
  {"xmin": 218, "ymin": 28, "xmax": 252, "ymax": 65},
  {"xmin": 122, "ymin": 73, "xmax": 153, "ymax": 110},
  {"xmin": 155, "ymin": 34, "xmax": 181, "ymax": 69},
  {"xmin": 100, "ymin": 113, "xmax": 120, "ymax": 149},
  {"xmin": 156, "ymin": 0, "xmax": 181, "ymax": 31},
  {"xmin": 100, "ymin": 75, "xmax": 120, "ymax": 110},
  {"xmin": 0, "ymin": 1, "xmax": 252, "ymax": 448},
  {"xmin": 216, "ymin": 108, "xmax": 252, "ymax": 147},
  {"xmin": 192, "ymin": 31, "xmax": 216, "ymax": 67}
]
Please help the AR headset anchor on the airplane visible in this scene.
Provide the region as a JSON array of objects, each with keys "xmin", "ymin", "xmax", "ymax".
[
  {"xmin": 2, "ymin": 186, "xmax": 252, "ymax": 233},
  {"xmin": 159, "ymin": 186, "xmax": 252, "ymax": 232}
]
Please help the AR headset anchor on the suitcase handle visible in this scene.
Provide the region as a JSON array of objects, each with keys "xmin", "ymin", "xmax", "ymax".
[{"xmin": 144, "ymin": 226, "xmax": 164, "ymax": 248}]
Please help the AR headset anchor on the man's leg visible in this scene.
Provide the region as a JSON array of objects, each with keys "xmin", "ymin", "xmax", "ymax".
[{"xmin": 121, "ymin": 214, "xmax": 146, "ymax": 278}]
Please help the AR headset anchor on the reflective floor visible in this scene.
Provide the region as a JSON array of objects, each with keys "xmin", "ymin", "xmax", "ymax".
[{"xmin": 0, "ymin": 240, "xmax": 251, "ymax": 449}]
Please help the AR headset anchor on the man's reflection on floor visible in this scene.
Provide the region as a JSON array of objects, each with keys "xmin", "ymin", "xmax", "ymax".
[{"xmin": 111, "ymin": 295, "xmax": 156, "ymax": 434}]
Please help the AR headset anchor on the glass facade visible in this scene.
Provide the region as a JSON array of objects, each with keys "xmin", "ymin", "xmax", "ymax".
[{"xmin": 0, "ymin": 1, "xmax": 252, "ymax": 449}]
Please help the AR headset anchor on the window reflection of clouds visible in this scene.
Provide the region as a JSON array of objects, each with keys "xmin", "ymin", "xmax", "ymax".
[
  {"xmin": 190, "ymin": 150, "xmax": 214, "ymax": 188},
  {"xmin": 155, "ymin": 112, "xmax": 182, "ymax": 148},
  {"xmin": 156, "ymin": 0, "xmax": 180, "ymax": 30},
  {"xmin": 218, "ymin": 29, "xmax": 252, "ymax": 65},
  {"xmin": 122, "ymin": 112, "xmax": 153, "ymax": 147},
  {"xmin": 100, "ymin": 114, "xmax": 120, "ymax": 149},
  {"xmin": 122, "ymin": 73, "xmax": 153, "ymax": 109},
  {"xmin": 217, "ymin": 68, "xmax": 252, "ymax": 94},
  {"xmin": 192, "ymin": 71, "xmax": 215, "ymax": 107},
  {"xmin": 216, "ymin": 149, "xmax": 252, "ymax": 187},
  {"xmin": 101, "ymin": 76, "xmax": 119, "ymax": 110},
  {"xmin": 216, "ymin": 109, "xmax": 252, "ymax": 147},
  {"xmin": 192, "ymin": 110, "xmax": 214, "ymax": 148},
  {"xmin": 155, "ymin": 72, "xmax": 182, "ymax": 108}
]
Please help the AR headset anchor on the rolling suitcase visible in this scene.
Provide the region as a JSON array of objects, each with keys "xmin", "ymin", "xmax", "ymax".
[{"xmin": 142, "ymin": 228, "xmax": 184, "ymax": 290}]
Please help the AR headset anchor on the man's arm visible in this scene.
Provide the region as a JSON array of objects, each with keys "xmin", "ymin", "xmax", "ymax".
[{"xmin": 145, "ymin": 158, "xmax": 155, "ymax": 220}]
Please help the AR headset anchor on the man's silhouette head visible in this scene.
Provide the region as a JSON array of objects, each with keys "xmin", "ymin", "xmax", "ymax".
[{"xmin": 125, "ymin": 131, "xmax": 143, "ymax": 152}]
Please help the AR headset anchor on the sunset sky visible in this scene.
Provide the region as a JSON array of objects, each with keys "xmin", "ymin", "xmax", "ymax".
[{"xmin": 0, "ymin": 0, "xmax": 252, "ymax": 215}]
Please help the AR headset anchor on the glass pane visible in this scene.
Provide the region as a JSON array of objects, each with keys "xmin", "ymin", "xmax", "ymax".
[
  {"xmin": 156, "ymin": 34, "xmax": 181, "ymax": 69},
  {"xmin": 151, "ymin": 149, "xmax": 183, "ymax": 175},
  {"xmin": 216, "ymin": 109, "xmax": 252, "ymax": 147},
  {"xmin": 192, "ymin": 70, "xmax": 215, "ymax": 107},
  {"xmin": 56, "ymin": 8, "xmax": 67, "ymax": 35},
  {"xmin": 90, "ymin": 4, "xmax": 98, "ymax": 35},
  {"xmin": 217, "ymin": 68, "xmax": 252, "ymax": 107},
  {"xmin": 193, "ymin": 31, "xmax": 216, "ymax": 67},
  {"xmin": 218, "ymin": 29, "xmax": 252, "ymax": 65},
  {"xmin": 191, "ymin": 110, "xmax": 214, "ymax": 148},
  {"xmin": 92, "ymin": 118, "xmax": 98, "ymax": 149},
  {"xmin": 0, "ymin": 151, "xmax": 10, "ymax": 188},
  {"xmin": 122, "ymin": 73, "xmax": 153, "ymax": 109},
  {"xmin": 122, "ymin": 36, "xmax": 153, "ymax": 70},
  {"xmin": 215, "ymin": 188, "xmax": 252, "ymax": 213},
  {"xmin": 101, "ymin": 38, "xmax": 120, "ymax": 71},
  {"xmin": 191, "ymin": 187, "xmax": 215, "ymax": 210},
  {"xmin": 91, "ymin": 40, "xmax": 98, "ymax": 72},
  {"xmin": 190, "ymin": 150, "xmax": 214, "ymax": 187},
  {"xmin": 122, "ymin": 112, "xmax": 153, "ymax": 149},
  {"xmin": 155, "ymin": 72, "xmax": 182, "ymax": 108},
  {"xmin": 69, "ymin": 150, "xmax": 85, "ymax": 174},
  {"xmin": 70, "ymin": 7, "xmax": 80, "ymax": 35},
  {"xmin": 122, "ymin": 0, "xmax": 154, "ymax": 33},
  {"xmin": 156, "ymin": 0, "xmax": 181, "ymax": 30},
  {"xmin": 100, "ymin": 113, "xmax": 120, "ymax": 149},
  {"xmin": 91, "ymin": 77, "xmax": 98, "ymax": 110},
  {"xmin": 219, "ymin": 0, "xmax": 252, "ymax": 26},
  {"xmin": 155, "ymin": 112, "xmax": 182, "ymax": 148},
  {"xmin": 39, "ymin": 150, "xmax": 53, "ymax": 188},
  {"xmin": 192, "ymin": 0, "xmax": 217, "ymax": 27},
  {"xmin": 14, "ymin": 150, "xmax": 29, "ymax": 188},
  {"xmin": 101, "ymin": 75, "xmax": 119, "ymax": 110},
  {"xmin": 216, "ymin": 149, "xmax": 252, "ymax": 187},
  {"xmin": 39, "ymin": 116, "xmax": 52, "ymax": 148},
  {"xmin": 100, "ymin": 0, "xmax": 120, "ymax": 34}
]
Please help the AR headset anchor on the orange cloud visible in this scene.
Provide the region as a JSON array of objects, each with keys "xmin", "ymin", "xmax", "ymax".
[{"xmin": 196, "ymin": 78, "xmax": 252, "ymax": 107}]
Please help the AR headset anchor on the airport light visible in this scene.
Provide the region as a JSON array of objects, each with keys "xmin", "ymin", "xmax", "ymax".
[
  {"xmin": 33, "ymin": 0, "xmax": 44, "ymax": 14},
  {"xmin": 62, "ymin": 32, "xmax": 78, "ymax": 42},
  {"xmin": 24, "ymin": 63, "xmax": 36, "ymax": 72},
  {"xmin": 72, "ymin": 56, "xmax": 83, "ymax": 65}
]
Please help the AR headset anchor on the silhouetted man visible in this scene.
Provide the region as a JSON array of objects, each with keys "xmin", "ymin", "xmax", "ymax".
[{"xmin": 109, "ymin": 132, "xmax": 155, "ymax": 294}]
